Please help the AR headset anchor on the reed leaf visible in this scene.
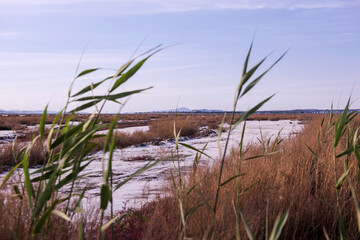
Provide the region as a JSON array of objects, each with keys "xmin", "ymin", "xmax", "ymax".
[
  {"xmin": 110, "ymin": 57, "xmax": 150, "ymax": 93},
  {"xmin": 101, "ymin": 213, "xmax": 127, "ymax": 232},
  {"xmin": 39, "ymin": 105, "xmax": 47, "ymax": 142},
  {"xmin": 220, "ymin": 174, "xmax": 245, "ymax": 187},
  {"xmin": 336, "ymin": 145, "xmax": 358, "ymax": 158},
  {"xmin": 334, "ymin": 99, "xmax": 350, "ymax": 147},
  {"xmin": 52, "ymin": 210, "xmax": 72, "ymax": 222},
  {"xmin": 305, "ymin": 143, "xmax": 328, "ymax": 167},
  {"xmin": 336, "ymin": 165, "xmax": 352, "ymax": 189},
  {"xmin": 51, "ymin": 123, "xmax": 86, "ymax": 149},
  {"xmin": 179, "ymin": 142, "xmax": 212, "ymax": 159},
  {"xmin": 114, "ymin": 159, "xmax": 162, "ymax": 191},
  {"xmin": 236, "ymin": 41, "xmax": 253, "ymax": 100},
  {"xmin": 240, "ymin": 180, "xmax": 261, "ymax": 195},
  {"xmin": 71, "ymin": 99, "xmax": 102, "ymax": 112},
  {"xmin": 238, "ymin": 208, "xmax": 256, "ymax": 240},
  {"xmin": 232, "ymin": 94, "xmax": 275, "ymax": 130},
  {"xmin": 0, "ymin": 161, "xmax": 22, "ymax": 188},
  {"xmin": 244, "ymin": 152, "xmax": 278, "ymax": 161},
  {"xmin": 217, "ymin": 113, "xmax": 226, "ymax": 157},
  {"xmin": 237, "ymin": 57, "xmax": 267, "ymax": 100},
  {"xmin": 323, "ymin": 227, "xmax": 331, "ymax": 240},
  {"xmin": 269, "ymin": 206, "xmax": 291, "ymax": 240},
  {"xmin": 74, "ymin": 87, "xmax": 153, "ymax": 102},
  {"xmin": 31, "ymin": 168, "xmax": 70, "ymax": 182},
  {"xmin": 32, "ymin": 201, "xmax": 58, "ymax": 234},
  {"xmin": 71, "ymin": 76, "xmax": 112, "ymax": 97},
  {"xmin": 100, "ymin": 184, "xmax": 111, "ymax": 210},
  {"xmin": 353, "ymin": 128, "xmax": 360, "ymax": 168},
  {"xmin": 33, "ymin": 172, "xmax": 57, "ymax": 218},
  {"xmin": 22, "ymin": 151, "xmax": 34, "ymax": 211},
  {"xmin": 76, "ymin": 68, "xmax": 100, "ymax": 78},
  {"xmin": 232, "ymin": 201, "xmax": 241, "ymax": 240},
  {"xmin": 241, "ymin": 50, "xmax": 288, "ymax": 98},
  {"xmin": 185, "ymin": 176, "xmax": 206, "ymax": 197},
  {"xmin": 186, "ymin": 201, "xmax": 206, "ymax": 219},
  {"xmin": 55, "ymin": 161, "xmax": 92, "ymax": 190}
]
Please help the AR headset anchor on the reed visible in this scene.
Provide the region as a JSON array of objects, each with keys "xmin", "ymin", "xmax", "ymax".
[
  {"xmin": 0, "ymin": 41, "xmax": 359, "ymax": 240},
  {"xmin": 0, "ymin": 45, "xmax": 165, "ymax": 240}
]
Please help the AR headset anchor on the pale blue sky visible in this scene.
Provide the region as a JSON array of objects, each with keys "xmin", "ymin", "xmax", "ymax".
[{"xmin": 0, "ymin": 0, "xmax": 359, "ymax": 112}]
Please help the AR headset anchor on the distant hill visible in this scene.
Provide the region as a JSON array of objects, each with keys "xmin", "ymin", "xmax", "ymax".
[
  {"xmin": 1, "ymin": 108, "xmax": 358, "ymax": 115},
  {"xmin": 167, "ymin": 107, "xmax": 191, "ymax": 112}
]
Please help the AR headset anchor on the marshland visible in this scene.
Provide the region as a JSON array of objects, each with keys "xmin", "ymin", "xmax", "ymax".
[
  {"xmin": 0, "ymin": 44, "xmax": 359, "ymax": 240},
  {"xmin": 1, "ymin": 1, "xmax": 360, "ymax": 240}
]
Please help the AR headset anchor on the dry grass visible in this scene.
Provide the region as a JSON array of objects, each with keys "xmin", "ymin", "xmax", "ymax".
[
  {"xmin": 0, "ymin": 139, "xmax": 46, "ymax": 172},
  {"xmin": 142, "ymin": 115, "xmax": 360, "ymax": 239},
  {"xmin": 90, "ymin": 113, "xmax": 311, "ymax": 152},
  {"xmin": 0, "ymin": 188, "xmax": 101, "ymax": 240},
  {"xmin": 1, "ymin": 113, "xmax": 357, "ymax": 239},
  {"xmin": 92, "ymin": 117, "xmax": 208, "ymax": 151},
  {"xmin": 0, "ymin": 113, "xmax": 312, "ymax": 131},
  {"xmin": 0, "ymin": 115, "xmax": 55, "ymax": 130},
  {"xmin": 0, "ymin": 185, "xmax": 153, "ymax": 240},
  {"xmin": 0, "ymin": 116, "xmax": 205, "ymax": 171}
]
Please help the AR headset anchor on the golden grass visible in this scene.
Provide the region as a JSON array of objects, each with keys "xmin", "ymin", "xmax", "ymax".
[
  {"xmin": 142, "ymin": 115, "xmax": 360, "ymax": 239},
  {"xmin": 1, "ymin": 113, "xmax": 358, "ymax": 239},
  {"xmin": 0, "ymin": 113, "xmax": 312, "ymax": 131}
]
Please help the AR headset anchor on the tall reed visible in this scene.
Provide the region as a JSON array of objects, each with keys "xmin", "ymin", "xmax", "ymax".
[{"xmin": 0, "ymin": 45, "xmax": 164, "ymax": 239}]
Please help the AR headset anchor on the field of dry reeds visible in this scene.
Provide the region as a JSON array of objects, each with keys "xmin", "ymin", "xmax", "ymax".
[
  {"xmin": 0, "ymin": 113, "xmax": 311, "ymax": 172},
  {"xmin": 0, "ymin": 43, "xmax": 359, "ymax": 240},
  {"xmin": 141, "ymin": 114, "xmax": 360, "ymax": 239},
  {"xmin": 1, "ymin": 114, "xmax": 359, "ymax": 239}
]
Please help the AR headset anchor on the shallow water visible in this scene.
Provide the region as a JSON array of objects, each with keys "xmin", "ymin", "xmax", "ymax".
[
  {"xmin": 78, "ymin": 120, "xmax": 303, "ymax": 210},
  {"xmin": 0, "ymin": 120, "xmax": 303, "ymax": 211},
  {"xmin": 0, "ymin": 130, "xmax": 16, "ymax": 143}
]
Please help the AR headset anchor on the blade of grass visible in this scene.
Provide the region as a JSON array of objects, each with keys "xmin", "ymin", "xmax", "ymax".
[
  {"xmin": 269, "ymin": 205, "xmax": 291, "ymax": 240},
  {"xmin": 238, "ymin": 207, "xmax": 256, "ymax": 240},
  {"xmin": 232, "ymin": 95, "xmax": 275, "ymax": 130},
  {"xmin": 0, "ymin": 161, "xmax": 22, "ymax": 188},
  {"xmin": 76, "ymin": 68, "xmax": 100, "ymax": 78},
  {"xmin": 179, "ymin": 142, "xmax": 212, "ymax": 159},
  {"xmin": 220, "ymin": 174, "xmax": 245, "ymax": 187}
]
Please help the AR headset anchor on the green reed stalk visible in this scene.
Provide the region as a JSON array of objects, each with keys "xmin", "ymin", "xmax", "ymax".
[{"xmin": 209, "ymin": 40, "xmax": 287, "ymax": 239}]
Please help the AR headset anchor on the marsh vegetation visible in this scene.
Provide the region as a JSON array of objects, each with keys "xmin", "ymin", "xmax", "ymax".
[{"xmin": 0, "ymin": 44, "xmax": 359, "ymax": 240}]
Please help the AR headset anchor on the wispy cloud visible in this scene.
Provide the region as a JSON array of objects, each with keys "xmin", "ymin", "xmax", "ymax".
[
  {"xmin": 0, "ymin": 32, "xmax": 22, "ymax": 38},
  {"xmin": 143, "ymin": 64, "xmax": 204, "ymax": 73},
  {"xmin": 0, "ymin": 52, "xmax": 130, "ymax": 67},
  {"xmin": 217, "ymin": 0, "xmax": 360, "ymax": 10},
  {"xmin": 1, "ymin": 0, "xmax": 360, "ymax": 15}
]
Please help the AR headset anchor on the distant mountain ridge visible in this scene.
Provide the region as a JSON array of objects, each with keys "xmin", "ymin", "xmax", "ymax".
[
  {"xmin": 1, "ymin": 108, "xmax": 359, "ymax": 115},
  {"xmin": 147, "ymin": 108, "xmax": 360, "ymax": 114}
]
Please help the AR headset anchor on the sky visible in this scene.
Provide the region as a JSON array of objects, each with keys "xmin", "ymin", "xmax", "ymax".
[{"xmin": 0, "ymin": 0, "xmax": 359, "ymax": 113}]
